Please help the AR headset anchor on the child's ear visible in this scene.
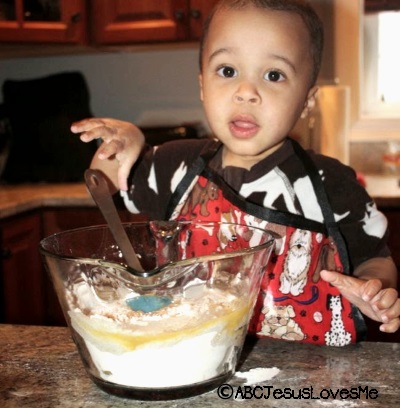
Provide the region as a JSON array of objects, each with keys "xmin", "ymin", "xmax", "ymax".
[
  {"xmin": 199, "ymin": 74, "xmax": 204, "ymax": 102},
  {"xmin": 301, "ymin": 86, "xmax": 319, "ymax": 119}
]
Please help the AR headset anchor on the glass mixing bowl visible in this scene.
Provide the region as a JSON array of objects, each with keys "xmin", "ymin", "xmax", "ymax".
[{"xmin": 39, "ymin": 220, "xmax": 275, "ymax": 400}]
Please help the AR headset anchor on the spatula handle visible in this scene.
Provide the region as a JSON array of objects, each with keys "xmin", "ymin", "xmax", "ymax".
[{"xmin": 84, "ymin": 169, "xmax": 144, "ymax": 272}]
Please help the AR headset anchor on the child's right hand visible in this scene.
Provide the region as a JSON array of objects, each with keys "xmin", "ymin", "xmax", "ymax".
[{"xmin": 71, "ymin": 118, "xmax": 145, "ymax": 191}]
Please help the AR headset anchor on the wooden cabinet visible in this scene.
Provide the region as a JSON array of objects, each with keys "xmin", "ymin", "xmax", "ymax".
[
  {"xmin": 0, "ymin": 211, "xmax": 44, "ymax": 325},
  {"xmin": 90, "ymin": 0, "xmax": 218, "ymax": 44},
  {"xmin": 0, "ymin": 0, "xmax": 87, "ymax": 43},
  {"xmin": 0, "ymin": 0, "xmax": 217, "ymax": 46}
]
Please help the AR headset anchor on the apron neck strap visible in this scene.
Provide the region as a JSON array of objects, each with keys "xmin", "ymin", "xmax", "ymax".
[
  {"xmin": 291, "ymin": 138, "xmax": 350, "ymax": 274},
  {"xmin": 165, "ymin": 141, "xmax": 221, "ymax": 219}
]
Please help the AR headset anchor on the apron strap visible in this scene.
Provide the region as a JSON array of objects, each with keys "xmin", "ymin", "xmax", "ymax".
[
  {"xmin": 291, "ymin": 139, "xmax": 367, "ymax": 340},
  {"xmin": 165, "ymin": 141, "xmax": 221, "ymax": 219},
  {"xmin": 290, "ymin": 139, "xmax": 350, "ymax": 274}
]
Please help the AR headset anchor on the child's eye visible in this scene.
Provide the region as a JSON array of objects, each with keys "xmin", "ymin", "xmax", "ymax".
[
  {"xmin": 217, "ymin": 66, "xmax": 237, "ymax": 78},
  {"xmin": 264, "ymin": 70, "xmax": 285, "ymax": 82}
]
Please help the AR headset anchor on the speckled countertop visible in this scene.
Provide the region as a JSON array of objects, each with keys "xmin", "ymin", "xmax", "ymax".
[
  {"xmin": 0, "ymin": 183, "xmax": 95, "ymax": 219},
  {"xmin": 0, "ymin": 324, "xmax": 399, "ymax": 407}
]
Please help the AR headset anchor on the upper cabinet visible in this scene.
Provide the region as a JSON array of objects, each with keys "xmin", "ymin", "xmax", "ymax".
[
  {"xmin": 0, "ymin": 0, "xmax": 217, "ymax": 46},
  {"xmin": 365, "ymin": 0, "xmax": 400, "ymax": 12},
  {"xmin": 90, "ymin": 0, "xmax": 218, "ymax": 44},
  {"xmin": 0, "ymin": 0, "xmax": 87, "ymax": 44}
]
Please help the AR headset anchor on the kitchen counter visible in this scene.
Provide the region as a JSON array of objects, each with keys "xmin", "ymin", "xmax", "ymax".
[
  {"xmin": 0, "ymin": 324, "xmax": 399, "ymax": 407},
  {"xmin": 1, "ymin": 174, "xmax": 399, "ymax": 220},
  {"xmin": 0, "ymin": 183, "xmax": 94, "ymax": 219},
  {"xmin": 364, "ymin": 175, "xmax": 400, "ymax": 208}
]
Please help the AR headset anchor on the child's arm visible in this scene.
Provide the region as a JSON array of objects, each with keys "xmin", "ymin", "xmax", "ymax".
[
  {"xmin": 321, "ymin": 257, "xmax": 400, "ymax": 333},
  {"xmin": 71, "ymin": 118, "xmax": 145, "ymax": 192}
]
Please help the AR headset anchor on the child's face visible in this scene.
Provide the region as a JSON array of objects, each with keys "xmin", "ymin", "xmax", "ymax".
[{"xmin": 199, "ymin": 6, "xmax": 318, "ymax": 169}]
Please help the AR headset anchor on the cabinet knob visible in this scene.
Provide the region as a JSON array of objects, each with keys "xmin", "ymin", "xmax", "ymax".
[
  {"xmin": 190, "ymin": 9, "xmax": 201, "ymax": 20},
  {"xmin": 70, "ymin": 12, "xmax": 81, "ymax": 24},
  {"xmin": 174, "ymin": 10, "xmax": 185, "ymax": 21},
  {"xmin": 0, "ymin": 248, "xmax": 12, "ymax": 260}
]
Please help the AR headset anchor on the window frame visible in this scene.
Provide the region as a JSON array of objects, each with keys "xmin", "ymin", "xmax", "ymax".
[{"xmin": 334, "ymin": 0, "xmax": 400, "ymax": 142}]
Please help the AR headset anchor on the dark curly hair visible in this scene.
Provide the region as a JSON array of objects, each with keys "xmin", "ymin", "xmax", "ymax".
[{"xmin": 199, "ymin": 0, "xmax": 324, "ymax": 87}]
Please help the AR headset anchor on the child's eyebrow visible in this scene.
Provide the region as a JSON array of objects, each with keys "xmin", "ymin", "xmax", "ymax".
[
  {"xmin": 269, "ymin": 54, "xmax": 297, "ymax": 74},
  {"xmin": 207, "ymin": 47, "xmax": 231, "ymax": 64}
]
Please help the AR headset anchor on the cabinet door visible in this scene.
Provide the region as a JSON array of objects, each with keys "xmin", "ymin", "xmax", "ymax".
[
  {"xmin": 188, "ymin": 0, "xmax": 218, "ymax": 40},
  {"xmin": 0, "ymin": 212, "xmax": 44, "ymax": 325},
  {"xmin": 91, "ymin": 0, "xmax": 187, "ymax": 44},
  {"xmin": 0, "ymin": 0, "xmax": 87, "ymax": 43}
]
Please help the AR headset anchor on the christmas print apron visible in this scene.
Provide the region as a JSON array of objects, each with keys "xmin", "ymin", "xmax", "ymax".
[{"xmin": 164, "ymin": 139, "xmax": 366, "ymax": 346}]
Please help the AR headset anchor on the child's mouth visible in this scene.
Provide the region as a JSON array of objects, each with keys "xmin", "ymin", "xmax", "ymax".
[{"xmin": 229, "ymin": 119, "xmax": 260, "ymax": 138}]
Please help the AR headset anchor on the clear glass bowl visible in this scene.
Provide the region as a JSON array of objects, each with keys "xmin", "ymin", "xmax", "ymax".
[{"xmin": 39, "ymin": 220, "xmax": 275, "ymax": 400}]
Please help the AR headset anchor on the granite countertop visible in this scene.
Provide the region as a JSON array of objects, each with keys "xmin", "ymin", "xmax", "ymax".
[
  {"xmin": 0, "ymin": 324, "xmax": 399, "ymax": 407},
  {"xmin": 0, "ymin": 183, "xmax": 95, "ymax": 219}
]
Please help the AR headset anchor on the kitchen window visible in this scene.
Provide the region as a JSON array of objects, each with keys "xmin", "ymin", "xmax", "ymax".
[
  {"xmin": 334, "ymin": 0, "xmax": 400, "ymax": 141},
  {"xmin": 363, "ymin": 10, "xmax": 400, "ymax": 118}
]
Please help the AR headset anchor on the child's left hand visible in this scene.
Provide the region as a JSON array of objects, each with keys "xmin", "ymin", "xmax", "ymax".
[{"xmin": 321, "ymin": 270, "xmax": 400, "ymax": 333}]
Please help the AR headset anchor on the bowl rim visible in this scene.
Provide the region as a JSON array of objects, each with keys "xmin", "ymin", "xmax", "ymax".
[{"xmin": 39, "ymin": 220, "xmax": 276, "ymax": 284}]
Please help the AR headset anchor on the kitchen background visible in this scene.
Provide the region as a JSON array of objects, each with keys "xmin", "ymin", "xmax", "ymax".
[
  {"xmin": 0, "ymin": 0, "xmax": 398, "ymax": 177},
  {"xmin": 0, "ymin": 0, "xmax": 400, "ymax": 343}
]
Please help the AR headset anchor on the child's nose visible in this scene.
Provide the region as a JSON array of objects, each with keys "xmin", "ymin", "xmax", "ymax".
[{"xmin": 233, "ymin": 82, "xmax": 261, "ymax": 104}]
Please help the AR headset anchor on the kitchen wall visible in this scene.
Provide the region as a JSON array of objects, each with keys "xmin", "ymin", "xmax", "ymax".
[{"xmin": 0, "ymin": 47, "xmax": 207, "ymax": 128}]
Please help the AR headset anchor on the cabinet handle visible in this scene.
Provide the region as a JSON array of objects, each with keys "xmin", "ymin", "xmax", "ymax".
[
  {"xmin": 190, "ymin": 9, "xmax": 201, "ymax": 20},
  {"xmin": 70, "ymin": 12, "xmax": 81, "ymax": 24},
  {"xmin": 174, "ymin": 10, "xmax": 185, "ymax": 21},
  {"xmin": 0, "ymin": 248, "xmax": 12, "ymax": 260}
]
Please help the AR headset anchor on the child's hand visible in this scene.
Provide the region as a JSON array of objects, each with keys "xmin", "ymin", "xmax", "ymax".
[
  {"xmin": 71, "ymin": 118, "xmax": 145, "ymax": 191},
  {"xmin": 321, "ymin": 270, "xmax": 400, "ymax": 333}
]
